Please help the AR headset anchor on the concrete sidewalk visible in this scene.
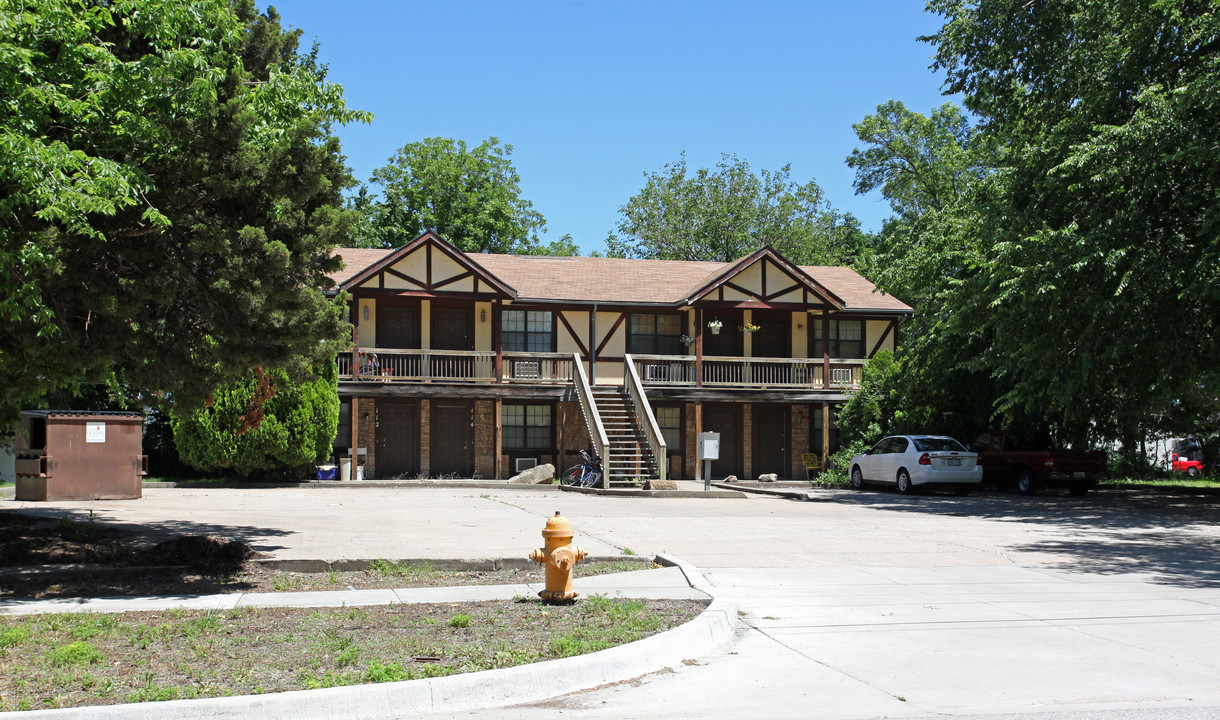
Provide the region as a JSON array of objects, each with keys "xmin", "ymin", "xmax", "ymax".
[{"xmin": 0, "ymin": 563, "xmax": 710, "ymax": 617}]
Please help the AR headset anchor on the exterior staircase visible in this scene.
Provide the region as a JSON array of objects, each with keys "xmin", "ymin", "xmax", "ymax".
[{"xmin": 589, "ymin": 387, "xmax": 659, "ymax": 481}]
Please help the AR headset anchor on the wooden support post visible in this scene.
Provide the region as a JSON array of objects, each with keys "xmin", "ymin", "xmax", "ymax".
[
  {"xmin": 821, "ymin": 313, "xmax": 831, "ymax": 388},
  {"xmin": 494, "ymin": 399, "xmax": 503, "ymax": 479},
  {"xmin": 493, "ymin": 299, "xmax": 503, "ymax": 382},
  {"xmin": 350, "ymin": 397, "xmax": 360, "ymax": 482},
  {"xmin": 695, "ymin": 307, "xmax": 703, "ymax": 388},
  {"xmin": 821, "ymin": 402, "xmax": 830, "ymax": 467}
]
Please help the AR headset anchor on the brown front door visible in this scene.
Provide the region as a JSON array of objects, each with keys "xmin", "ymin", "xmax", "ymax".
[
  {"xmin": 433, "ymin": 307, "xmax": 473, "ymax": 350},
  {"xmin": 702, "ymin": 403, "xmax": 741, "ymax": 479},
  {"xmin": 376, "ymin": 401, "xmax": 419, "ymax": 478},
  {"xmin": 378, "ymin": 305, "xmax": 420, "ymax": 349},
  {"xmin": 751, "ymin": 310, "xmax": 790, "ymax": 358},
  {"xmin": 753, "ymin": 405, "xmax": 789, "ymax": 478},
  {"xmin": 431, "ymin": 401, "xmax": 473, "ymax": 477}
]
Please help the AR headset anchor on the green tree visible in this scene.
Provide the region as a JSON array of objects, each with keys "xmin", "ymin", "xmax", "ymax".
[
  {"xmin": 846, "ymin": 100, "xmax": 1000, "ymax": 440},
  {"xmin": 924, "ymin": 0, "xmax": 1220, "ymax": 447},
  {"xmin": 360, "ymin": 137, "xmax": 573, "ymax": 254},
  {"xmin": 171, "ymin": 363, "xmax": 339, "ymax": 479},
  {"xmin": 0, "ymin": 0, "xmax": 369, "ymax": 432},
  {"xmin": 607, "ymin": 153, "xmax": 870, "ymax": 266}
]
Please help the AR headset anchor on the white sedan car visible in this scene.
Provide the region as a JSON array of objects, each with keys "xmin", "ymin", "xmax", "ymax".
[{"xmin": 850, "ymin": 435, "xmax": 983, "ymax": 494}]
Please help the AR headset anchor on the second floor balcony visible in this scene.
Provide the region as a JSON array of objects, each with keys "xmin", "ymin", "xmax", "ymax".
[{"xmin": 338, "ymin": 348, "xmax": 863, "ymax": 391}]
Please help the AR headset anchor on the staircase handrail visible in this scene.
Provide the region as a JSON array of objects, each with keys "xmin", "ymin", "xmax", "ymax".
[
  {"xmin": 623, "ymin": 353, "xmax": 667, "ymax": 482},
  {"xmin": 572, "ymin": 352, "xmax": 609, "ymax": 488}
]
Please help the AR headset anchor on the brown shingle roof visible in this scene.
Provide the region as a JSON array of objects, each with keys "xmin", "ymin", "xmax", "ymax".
[
  {"xmin": 328, "ymin": 248, "xmax": 391, "ymax": 287},
  {"xmin": 799, "ymin": 266, "xmax": 912, "ymax": 312},
  {"xmin": 329, "ymin": 248, "xmax": 911, "ymax": 313}
]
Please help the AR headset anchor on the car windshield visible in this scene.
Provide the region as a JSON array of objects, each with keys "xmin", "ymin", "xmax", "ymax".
[{"xmin": 912, "ymin": 437, "xmax": 966, "ymax": 452}]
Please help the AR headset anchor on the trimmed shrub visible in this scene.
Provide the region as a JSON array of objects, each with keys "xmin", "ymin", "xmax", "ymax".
[{"xmin": 171, "ymin": 363, "xmax": 338, "ymax": 479}]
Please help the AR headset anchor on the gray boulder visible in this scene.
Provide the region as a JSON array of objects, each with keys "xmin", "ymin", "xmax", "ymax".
[{"xmin": 509, "ymin": 463, "xmax": 555, "ymax": 484}]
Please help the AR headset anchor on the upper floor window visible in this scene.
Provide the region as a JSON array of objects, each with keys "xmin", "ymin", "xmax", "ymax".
[
  {"xmin": 503, "ymin": 310, "xmax": 553, "ymax": 352},
  {"xmin": 812, "ymin": 319, "xmax": 864, "ymax": 359},
  {"xmin": 630, "ymin": 313, "xmax": 683, "ymax": 355}
]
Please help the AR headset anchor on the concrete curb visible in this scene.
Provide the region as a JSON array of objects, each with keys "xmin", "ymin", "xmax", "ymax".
[
  {"xmin": 0, "ymin": 555, "xmax": 653, "ymax": 578},
  {"xmin": 559, "ymin": 485, "xmax": 745, "ymax": 499},
  {"xmin": 3, "ymin": 563, "xmax": 736, "ymax": 720},
  {"xmin": 710, "ymin": 481, "xmax": 843, "ymax": 501},
  {"xmin": 654, "ymin": 553, "xmax": 712, "ymax": 592},
  {"xmin": 252, "ymin": 555, "xmax": 649, "ymax": 573}
]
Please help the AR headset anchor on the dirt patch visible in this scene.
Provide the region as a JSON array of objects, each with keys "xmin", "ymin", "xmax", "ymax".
[{"xmin": 0, "ymin": 512, "xmax": 647, "ymax": 600}]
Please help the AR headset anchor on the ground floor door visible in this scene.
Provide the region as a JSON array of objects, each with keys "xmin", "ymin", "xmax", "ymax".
[
  {"xmin": 702, "ymin": 403, "xmax": 742, "ymax": 479},
  {"xmin": 753, "ymin": 405, "xmax": 789, "ymax": 478},
  {"xmin": 431, "ymin": 401, "xmax": 474, "ymax": 477},
  {"xmin": 376, "ymin": 401, "xmax": 419, "ymax": 478}
]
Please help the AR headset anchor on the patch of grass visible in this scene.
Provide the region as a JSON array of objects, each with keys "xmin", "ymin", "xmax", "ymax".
[
  {"xmin": 579, "ymin": 560, "xmax": 650, "ymax": 576},
  {"xmin": 272, "ymin": 575, "xmax": 303, "ymax": 591},
  {"xmin": 1104, "ymin": 477, "xmax": 1220, "ymax": 489},
  {"xmin": 368, "ymin": 559, "xmax": 435, "ymax": 579},
  {"xmin": 46, "ymin": 641, "xmax": 104, "ymax": 667},
  {"xmin": 0, "ymin": 599, "xmax": 703, "ymax": 710},
  {"xmin": 621, "ymin": 547, "xmax": 636, "ymax": 556}
]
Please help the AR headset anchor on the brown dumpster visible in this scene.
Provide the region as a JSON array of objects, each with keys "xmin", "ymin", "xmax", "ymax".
[{"xmin": 15, "ymin": 411, "xmax": 147, "ymax": 501}]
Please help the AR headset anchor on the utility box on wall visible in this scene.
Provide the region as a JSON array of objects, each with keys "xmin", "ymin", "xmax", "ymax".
[{"xmin": 15, "ymin": 411, "xmax": 146, "ymax": 501}]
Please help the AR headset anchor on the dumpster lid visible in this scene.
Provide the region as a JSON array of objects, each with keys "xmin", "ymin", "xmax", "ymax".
[{"xmin": 21, "ymin": 410, "xmax": 144, "ymax": 419}]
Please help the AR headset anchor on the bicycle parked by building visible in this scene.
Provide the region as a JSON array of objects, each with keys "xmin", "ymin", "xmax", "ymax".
[{"xmin": 561, "ymin": 449, "xmax": 603, "ymax": 487}]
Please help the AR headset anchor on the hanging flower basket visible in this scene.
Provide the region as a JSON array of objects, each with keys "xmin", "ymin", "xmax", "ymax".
[
  {"xmin": 707, "ymin": 319, "xmax": 723, "ymax": 335},
  {"xmin": 740, "ymin": 323, "xmax": 761, "ymax": 334}
]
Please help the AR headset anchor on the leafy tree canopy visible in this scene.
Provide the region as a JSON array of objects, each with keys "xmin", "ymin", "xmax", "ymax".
[
  {"xmin": 0, "ymin": 0, "xmax": 369, "ymax": 432},
  {"xmin": 607, "ymin": 153, "xmax": 871, "ymax": 266},
  {"xmin": 358, "ymin": 136, "xmax": 573, "ymax": 255},
  {"xmin": 847, "ymin": 100, "xmax": 1002, "ymax": 441},
  {"xmin": 922, "ymin": 0, "xmax": 1220, "ymax": 446}
]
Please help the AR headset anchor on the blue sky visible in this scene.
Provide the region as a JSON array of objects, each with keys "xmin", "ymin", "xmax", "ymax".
[{"xmin": 271, "ymin": 1, "xmax": 954, "ymax": 254}]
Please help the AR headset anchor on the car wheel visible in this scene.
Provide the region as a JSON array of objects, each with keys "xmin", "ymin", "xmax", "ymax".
[
  {"xmin": 1016, "ymin": 471, "xmax": 1036, "ymax": 496},
  {"xmin": 1068, "ymin": 485, "xmax": 1089, "ymax": 497},
  {"xmin": 851, "ymin": 466, "xmax": 865, "ymax": 490},
  {"xmin": 896, "ymin": 469, "xmax": 914, "ymax": 495},
  {"xmin": 1187, "ymin": 466, "xmax": 1199, "ymax": 478}
]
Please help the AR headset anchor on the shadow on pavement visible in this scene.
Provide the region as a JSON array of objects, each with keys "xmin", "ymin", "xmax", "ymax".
[{"xmin": 831, "ymin": 487, "xmax": 1220, "ymax": 588}]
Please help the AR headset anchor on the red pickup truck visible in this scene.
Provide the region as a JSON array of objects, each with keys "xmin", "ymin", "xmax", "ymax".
[{"xmin": 972, "ymin": 430, "xmax": 1108, "ymax": 496}]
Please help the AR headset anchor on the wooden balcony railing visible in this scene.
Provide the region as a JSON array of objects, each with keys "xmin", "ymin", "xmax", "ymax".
[
  {"xmin": 338, "ymin": 349, "xmax": 575, "ymax": 384},
  {"xmin": 628, "ymin": 354, "xmax": 864, "ymax": 390},
  {"xmin": 338, "ymin": 349, "xmax": 862, "ymax": 390}
]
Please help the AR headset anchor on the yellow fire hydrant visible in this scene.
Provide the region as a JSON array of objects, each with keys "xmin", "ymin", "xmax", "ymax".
[{"xmin": 529, "ymin": 511, "xmax": 588, "ymax": 602}]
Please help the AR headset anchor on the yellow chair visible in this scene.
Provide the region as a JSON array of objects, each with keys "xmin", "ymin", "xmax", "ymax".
[{"xmin": 802, "ymin": 452, "xmax": 823, "ymax": 480}]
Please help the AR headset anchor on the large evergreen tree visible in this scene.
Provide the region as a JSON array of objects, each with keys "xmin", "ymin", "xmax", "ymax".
[{"xmin": 0, "ymin": 0, "xmax": 369, "ymax": 430}]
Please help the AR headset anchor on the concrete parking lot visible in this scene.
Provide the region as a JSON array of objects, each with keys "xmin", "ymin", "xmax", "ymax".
[{"xmin": 5, "ymin": 483, "xmax": 1220, "ymax": 719}]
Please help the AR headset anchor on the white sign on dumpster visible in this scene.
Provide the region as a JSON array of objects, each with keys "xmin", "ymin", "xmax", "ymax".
[
  {"xmin": 86, "ymin": 422, "xmax": 106, "ymax": 443},
  {"xmin": 697, "ymin": 432, "xmax": 720, "ymax": 460}
]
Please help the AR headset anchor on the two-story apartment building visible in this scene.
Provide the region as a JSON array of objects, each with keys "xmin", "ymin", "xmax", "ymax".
[{"xmin": 328, "ymin": 232, "xmax": 911, "ymax": 484}]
